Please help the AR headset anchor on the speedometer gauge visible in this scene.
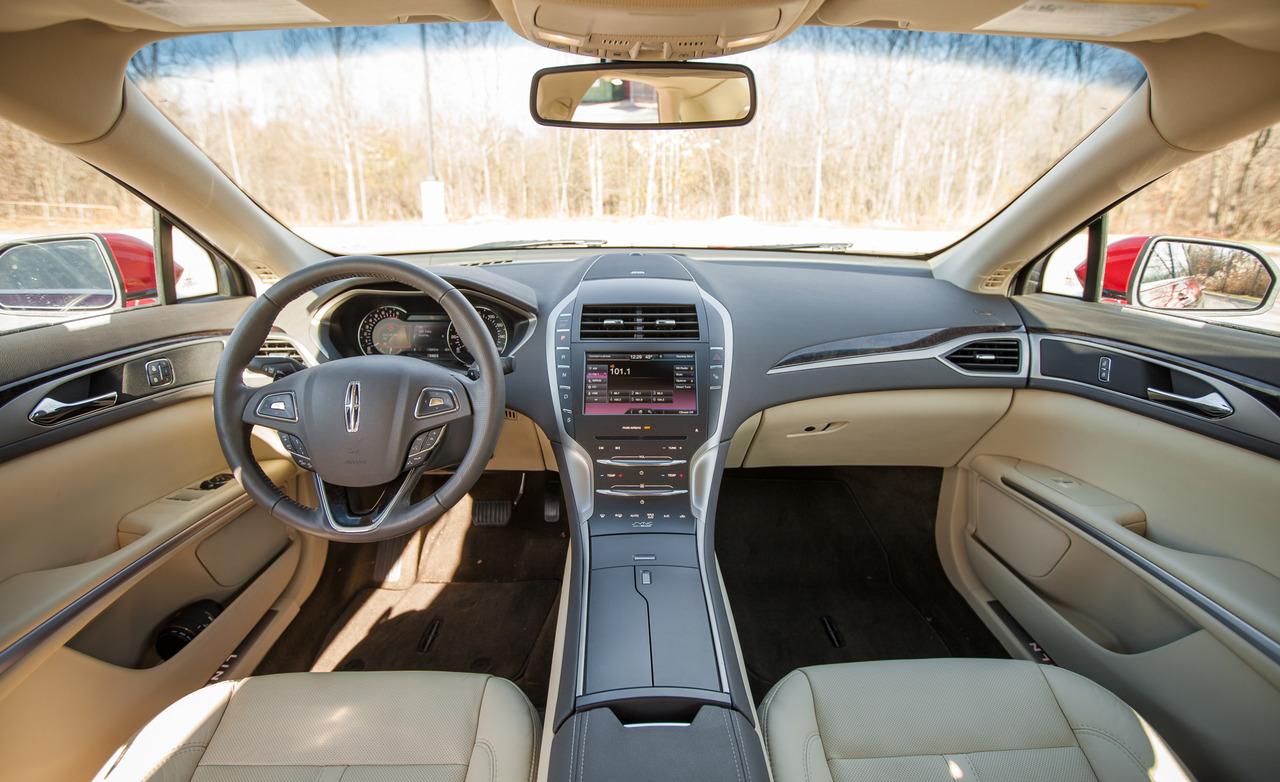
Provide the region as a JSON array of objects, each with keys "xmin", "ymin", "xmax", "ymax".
[
  {"xmin": 357, "ymin": 305, "xmax": 410, "ymax": 355},
  {"xmin": 447, "ymin": 306, "xmax": 509, "ymax": 364}
]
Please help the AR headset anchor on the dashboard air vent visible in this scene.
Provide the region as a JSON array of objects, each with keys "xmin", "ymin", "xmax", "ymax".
[
  {"xmin": 258, "ymin": 337, "xmax": 306, "ymax": 365},
  {"xmin": 579, "ymin": 304, "xmax": 699, "ymax": 340},
  {"xmin": 944, "ymin": 339, "xmax": 1021, "ymax": 373}
]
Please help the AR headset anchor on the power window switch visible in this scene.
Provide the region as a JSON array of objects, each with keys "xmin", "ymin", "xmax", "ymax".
[{"xmin": 145, "ymin": 357, "xmax": 174, "ymax": 388}]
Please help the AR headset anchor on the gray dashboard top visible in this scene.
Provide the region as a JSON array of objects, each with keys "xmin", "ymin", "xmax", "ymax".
[{"xmin": 295, "ymin": 251, "xmax": 1026, "ymax": 445}]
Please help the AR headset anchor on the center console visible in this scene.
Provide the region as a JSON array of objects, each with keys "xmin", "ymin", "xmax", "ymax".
[{"xmin": 544, "ymin": 254, "xmax": 765, "ymax": 781}]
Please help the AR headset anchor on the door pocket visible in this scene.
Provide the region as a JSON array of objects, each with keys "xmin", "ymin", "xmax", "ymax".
[{"xmin": 969, "ymin": 459, "xmax": 1196, "ymax": 654}]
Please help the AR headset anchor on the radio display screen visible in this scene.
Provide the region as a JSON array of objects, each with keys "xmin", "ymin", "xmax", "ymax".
[{"xmin": 584, "ymin": 352, "xmax": 697, "ymax": 415}]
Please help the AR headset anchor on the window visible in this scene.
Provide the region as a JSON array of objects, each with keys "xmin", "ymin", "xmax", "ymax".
[
  {"xmin": 131, "ymin": 24, "xmax": 1144, "ymax": 256},
  {"xmin": 1026, "ymin": 122, "xmax": 1278, "ymax": 336},
  {"xmin": 1036, "ymin": 225, "xmax": 1091, "ymax": 298},
  {"xmin": 0, "ymin": 118, "xmax": 225, "ymax": 336},
  {"xmin": 1108, "ymin": 125, "xmax": 1278, "ymax": 334}
]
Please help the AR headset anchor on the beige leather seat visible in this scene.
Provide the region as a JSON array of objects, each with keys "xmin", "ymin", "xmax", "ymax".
[
  {"xmin": 761, "ymin": 659, "xmax": 1192, "ymax": 782},
  {"xmin": 94, "ymin": 671, "xmax": 539, "ymax": 782}
]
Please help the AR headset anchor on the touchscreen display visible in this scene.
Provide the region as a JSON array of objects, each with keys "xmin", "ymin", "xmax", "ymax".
[{"xmin": 584, "ymin": 352, "xmax": 697, "ymax": 415}]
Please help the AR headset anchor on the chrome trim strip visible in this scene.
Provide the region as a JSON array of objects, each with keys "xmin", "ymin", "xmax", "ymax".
[
  {"xmin": 694, "ymin": 289, "xmax": 734, "ymax": 691},
  {"xmin": 1001, "ymin": 478, "xmax": 1280, "ymax": 668},
  {"xmin": 315, "ymin": 464, "xmax": 429, "ymax": 536},
  {"xmin": 543, "ymin": 290, "xmax": 595, "ymax": 698},
  {"xmin": 0, "ymin": 493, "xmax": 255, "ymax": 678},
  {"xmin": 764, "ymin": 331, "xmax": 1028, "ymax": 378}
]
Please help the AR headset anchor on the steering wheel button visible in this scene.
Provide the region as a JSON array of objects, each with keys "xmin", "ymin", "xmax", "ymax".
[
  {"xmin": 278, "ymin": 433, "xmax": 308, "ymax": 457},
  {"xmin": 257, "ymin": 392, "xmax": 298, "ymax": 422},
  {"xmin": 414, "ymin": 388, "xmax": 457, "ymax": 418},
  {"xmin": 408, "ymin": 427, "xmax": 445, "ymax": 459}
]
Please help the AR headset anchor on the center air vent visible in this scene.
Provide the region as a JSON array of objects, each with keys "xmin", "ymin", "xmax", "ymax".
[
  {"xmin": 944, "ymin": 338, "xmax": 1021, "ymax": 373},
  {"xmin": 579, "ymin": 304, "xmax": 699, "ymax": 340}
]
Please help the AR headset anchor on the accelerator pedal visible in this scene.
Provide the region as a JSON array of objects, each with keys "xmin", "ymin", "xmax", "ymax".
[{"xmin": 543, "ymin": 477, "xmax": 562, "ymax": 524}]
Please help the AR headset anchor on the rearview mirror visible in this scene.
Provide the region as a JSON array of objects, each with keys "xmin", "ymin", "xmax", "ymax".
[
  {"xmin": 1134, "ymin": 238, "xmax": 1275, "ymax": 312},
  {"xmin": 0, "ymin": 236, "xmax": 120, "ymax": 312},
  {"xmin": 531, "ymin": 62, "xmax": 755, "ymax": 129}
]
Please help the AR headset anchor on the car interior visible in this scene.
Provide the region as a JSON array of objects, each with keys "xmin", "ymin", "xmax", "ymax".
[{"xmin": 0, "ymin": 1, "xmax": 1277, "ymax": 781}]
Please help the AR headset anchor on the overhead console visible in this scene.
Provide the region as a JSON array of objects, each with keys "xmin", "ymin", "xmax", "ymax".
[
  {"xmin": 545, "ymin": 254, "xmax": 762, "ymax": 781},
  {"xmin": 493, "ymin": 0, "xmax": 820, "ymax": 60}
]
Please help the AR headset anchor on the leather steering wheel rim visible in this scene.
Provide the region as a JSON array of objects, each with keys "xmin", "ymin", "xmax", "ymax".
[{"xmin": 213, "ymin": 256, "xmax": 505, "ymax": 542}]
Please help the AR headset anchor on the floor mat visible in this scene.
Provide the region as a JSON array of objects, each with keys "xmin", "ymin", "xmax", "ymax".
[
  {"xmin": 313, "ymin": 581, "xmax": 561, "ymax": 682},
  {"xmin": 716, "ymin": 467, "xmax": 1006, "ymax": 702},
  {"xmin": 257, "ymin": 473, "xmax": 568, "ymax": 708}
]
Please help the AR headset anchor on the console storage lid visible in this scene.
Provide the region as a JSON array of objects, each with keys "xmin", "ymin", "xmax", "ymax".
[{"xmin": 548, "ymin": 705, "xmax": 767, "ymax": 782}]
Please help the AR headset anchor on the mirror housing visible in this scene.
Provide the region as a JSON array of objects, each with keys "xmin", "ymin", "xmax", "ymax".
[
  {"xmin": 1132, "ymin": 237, "xmax": 1276, "ymax": 312},
  {"xmin": 530, "ymin": 62, "xmax": 756, "ymax": 129},
  {"xmin": 0, "ymin": 235, "xmax": 121, "ymax": 312}
]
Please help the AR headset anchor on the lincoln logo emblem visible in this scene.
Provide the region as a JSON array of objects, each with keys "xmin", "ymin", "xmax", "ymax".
[{"xmin": 344, "ymin": 381, "xmax": 361, "ymax": 433}]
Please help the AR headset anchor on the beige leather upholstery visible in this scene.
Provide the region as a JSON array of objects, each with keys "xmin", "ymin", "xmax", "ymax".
[
  {"xmin": 761, "ymin": 659, "xmax": 1192, "ymax": 782},
  {"xmin": 95, "ymin": 671, "xmax": 539, "ymax": 782}
]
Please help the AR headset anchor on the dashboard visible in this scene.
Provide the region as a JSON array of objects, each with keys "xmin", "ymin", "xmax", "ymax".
[
  {"xmin": 294, "ymin": 251, "xmax": 1278, "ymax": 464},
  {"xmin": 320, "ymin": 286, "xmax": 533, "ymax": 366}
]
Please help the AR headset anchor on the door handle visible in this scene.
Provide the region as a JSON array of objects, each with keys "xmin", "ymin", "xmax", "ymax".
[
  {"xmin": 1145, "ymin": 387, "xmax": 1233, "ymax": 419},
  {"xmin": 29, "ymin": 391, "xmax": 118, "ymax": 425}
]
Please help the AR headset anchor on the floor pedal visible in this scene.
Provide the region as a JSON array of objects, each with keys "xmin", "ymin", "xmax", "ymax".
[
  {"xmin": 544, "ymin": 478, "xmax": 562, "ymax": 524},
  {"xmin": 472, "ymin": 499, "xmax": 514, "ymax": 527}
]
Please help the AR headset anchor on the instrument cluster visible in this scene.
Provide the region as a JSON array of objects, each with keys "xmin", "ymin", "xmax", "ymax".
[{"xmin": 323, "ymin": 288, "xmax": 524, "ymax": 366}]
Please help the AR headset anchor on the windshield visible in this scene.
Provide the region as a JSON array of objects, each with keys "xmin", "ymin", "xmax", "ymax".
[{"xmin": 130, "ymin": 24, "xmax": 1144, "ymax": 256}]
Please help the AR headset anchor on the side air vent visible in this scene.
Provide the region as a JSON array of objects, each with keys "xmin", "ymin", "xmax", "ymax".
[
  {"xmin": 246, "ymin": 261, "xmax": 279, "ymax": 284},
  {"xmin": 258, "ymin": 337, "xmax": 306, "ymax": 365},
  {"xmin": 944, "ymin": 339, "xmax": 1021, "ymax": 373},
  {"xmin": 579, "ymin": 304, "xmax": 699, "ymax": 340}
]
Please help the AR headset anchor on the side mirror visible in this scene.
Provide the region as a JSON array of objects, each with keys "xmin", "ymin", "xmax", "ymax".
[
  {"xmin": 1134, "ymin": 238, "xmax": 1275, "ymax": 312},
  {"xmin": 0, "ymin": 236, "xmax": 121, "ymax": 313},
  {"xmin": 531, "ymin": 62, "xmax": 756, "ymax": 129}
]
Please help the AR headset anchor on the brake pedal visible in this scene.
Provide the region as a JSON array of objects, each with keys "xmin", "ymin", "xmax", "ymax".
[{"xmin": 471, "ymin": 499, "xmax": 514, "ymax": 527}]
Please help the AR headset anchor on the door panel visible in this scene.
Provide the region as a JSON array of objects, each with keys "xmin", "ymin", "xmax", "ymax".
[
  {"xmin": 948, "ymin": 388, "xmax": 1280, "ymax": 781},
  {"xmin": 0, "ymin": 543, "xmax": 300, "ymax": 781},
  {"xmin": 0, "ymin": 331, "xmax": 319, "ymax": 780}
]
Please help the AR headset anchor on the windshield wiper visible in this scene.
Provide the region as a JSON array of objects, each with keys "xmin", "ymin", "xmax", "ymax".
[
  {"xmin": 454, "ymin": 239, "xmax": 608, "ymax": 251},
  {"xmin": 721, "ymin": 242, "xmax": 853, "ymax": 252}
]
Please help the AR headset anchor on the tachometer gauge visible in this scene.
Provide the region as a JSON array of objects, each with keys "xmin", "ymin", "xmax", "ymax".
[
  {"xmin": 357, "ymin": 305, "xmax": 410, "ymax": 355},
  {"xmin": 447, "ymin": 306, "xmax": 509, "ymax": 364}
]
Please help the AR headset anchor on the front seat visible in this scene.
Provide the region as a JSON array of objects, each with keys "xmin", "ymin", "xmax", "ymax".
[
  {"xmin": 94, "ymin": 671, "xmax": 539, "ymax": 782},
  {"xmin": 761, "ymin": 659, "xmax": 1192, "ymax": 782}
]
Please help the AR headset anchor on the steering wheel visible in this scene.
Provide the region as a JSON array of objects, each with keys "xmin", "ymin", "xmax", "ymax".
[{"xmin": 213, "ymin": 256, "xmax": 505, "ymax": 542}]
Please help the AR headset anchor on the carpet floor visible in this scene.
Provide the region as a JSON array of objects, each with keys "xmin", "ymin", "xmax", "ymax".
[
  {"xmin": 257, "ymin": 473, "xmax": 567, "ymax": 709},
  {"xmin": 715, "ymin": 467, "xmax": 1007, "ymax": 702}
]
